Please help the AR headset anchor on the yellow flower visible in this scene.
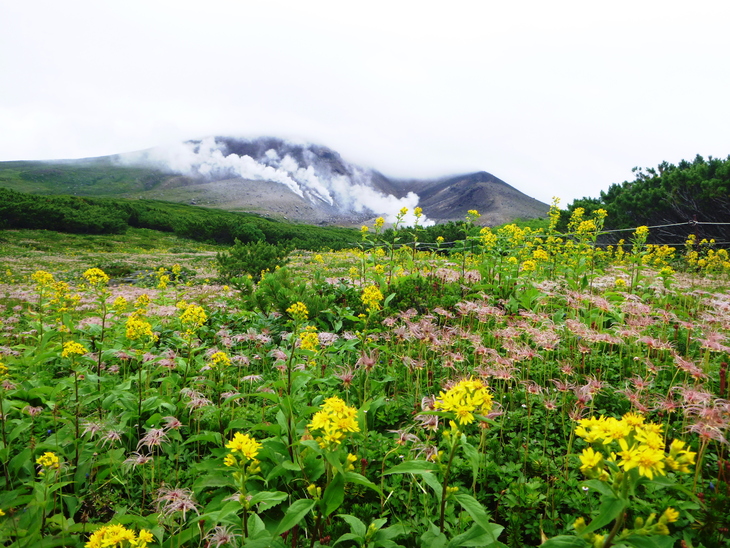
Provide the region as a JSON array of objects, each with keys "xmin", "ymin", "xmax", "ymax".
[
  {"xmin": 137, "ymin": 529, "xmax": 154, "ymax": 547},
  {"xmin": 414, "ymin": 207, "xmax": 423, "ymax": 218},
  {"xmin": 299, "ymin": 327, "xmax": 320, "ymax": 352},
  {"xmin": 578, "ymin": 447, "xmax": 603, "ymax": 474},
  {"xmin": 112, "ymin": 296, "xmax": 128, "ymax": 313},
  {"xmin": 286, "ymin": 301, "xmax": 309, "ymax": 322},
  {"xmin": 209, "ymin": 351, "xmax": 232, "ymax": 368},
  {"xmin": 226, "ymin": 432, "xmax": 262, "ymax": 461},
  {"xmin": 399, "ymin": 207, "xmax": 408, "ymax": 216},
  {"xmin": 134, "ymin": 294, "xmax": 151, "ymax": 309},
  {"xmin": 433, "ymin": 378, "xmax": 493, "ymax": 425},
  {"xmin": 361, "ymin": 285, "xmax": 384, "ymax": 312},
  {"xmin": 82, "ymin": 268, "xmax": 110, "ymax": 286},
  {"xmin": 521, "ymin": 260, "xmax": 537, "ymax": 272},
  {"xmin": 179, "ymin": 304, "xmax": 208, "ymax": 333},
  {"xmin": 36, "ymin": 451, "xmax": 60, "ymax": 471},
  {"xmin": 660, "ymin": 507, "xmax": 679, "ymax": 524},
  {"xmin": 621, "ymin": 445, "xmax": 666, "ymax": 479},
  {"xmin": 31, "ymin": 270, "xmax": 55, "ymax": 287},
  {"xmin": 85, "ymin": 523, "xmax": 137, "ymax": 548},
  {"xmin": 62, "ymin": 341, "xmax": 88, "ymax": 359},
  {"xmin": 308, "ymin": 396, "xmax": 360, "ymax": 449},
  {"xmin": 125, "ymin": 316, "xmax": 156, "ymax": 342},
  {"xmin": 374, "ymin": 217, "xmax": 385, "ymax": 230}
]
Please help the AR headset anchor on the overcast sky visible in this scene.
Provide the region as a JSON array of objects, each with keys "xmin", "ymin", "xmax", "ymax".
[{"xmin": 2, "ymin": 0, "xmax": 729, "ymax": 204}]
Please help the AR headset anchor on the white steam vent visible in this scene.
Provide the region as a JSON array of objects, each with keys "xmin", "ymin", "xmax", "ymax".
[{"xmin": 116, "ymin": 136, "xmax": 429, "ymax": 225}]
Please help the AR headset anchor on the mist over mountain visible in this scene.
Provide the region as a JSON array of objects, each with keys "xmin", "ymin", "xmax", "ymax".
[{"xmin": 0, "ymin": 136, "xmax": 549, "ymax": 226}]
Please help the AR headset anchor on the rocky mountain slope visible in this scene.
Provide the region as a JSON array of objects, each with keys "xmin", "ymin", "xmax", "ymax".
[{"xmin": 0, "ymin": 136, "xmax": 549, "ymax": 226}]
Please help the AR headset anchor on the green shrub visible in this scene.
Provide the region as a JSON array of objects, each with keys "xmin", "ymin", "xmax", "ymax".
[{"xmin": 216, "ymin": 239, "xmax": 292, "ymax": 282}]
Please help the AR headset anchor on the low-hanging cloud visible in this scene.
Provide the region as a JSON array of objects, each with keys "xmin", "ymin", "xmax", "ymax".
[{"xmin": 116, "ymin": 136, "xmax": 431, "ymax": 225}]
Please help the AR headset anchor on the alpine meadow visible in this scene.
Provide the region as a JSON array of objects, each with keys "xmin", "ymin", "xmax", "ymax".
[{"xmin": 1, "ymin": 157, "xmax": 730, "ymax": 548}]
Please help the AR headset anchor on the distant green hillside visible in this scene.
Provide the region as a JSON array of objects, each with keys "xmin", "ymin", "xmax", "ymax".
[
  {"xmin": 0, "ymin": 187, "xmax": 358, "ymax": 250},
  {"xmin": 564, "ymin": 154, "xmax": 730, "ymax": 244},
  {"xmin": 0, "ymin": 159, "xmax": 176, "ymax": 196}
]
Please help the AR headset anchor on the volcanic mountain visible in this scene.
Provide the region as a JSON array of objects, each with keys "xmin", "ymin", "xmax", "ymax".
[{"xmin": 0, "ymin": 136, "xmax": 549, "ymax": 226}]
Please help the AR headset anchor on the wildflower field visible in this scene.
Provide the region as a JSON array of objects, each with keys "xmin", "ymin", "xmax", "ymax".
[{"xmin": 0, "ymin": 206, "xmax": 729, "ymax": 548}]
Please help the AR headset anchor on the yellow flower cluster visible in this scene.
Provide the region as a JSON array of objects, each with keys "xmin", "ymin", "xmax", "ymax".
[
  {"xmin": 208, "ymin": 351, "xmax": 231, "ymax": 368},
  {"xmin": 479, "ymin": 227, "xmax": 497, "ymax": 249},
  {"xmin": 532, "ymin": 248, "xmax": 549, "ymax": 262},
  {"xmin": 36, "ymin": 451, "xmax": 60, "ymax": 471},
  {"xmin": 112, "ymin": 296, "xmax": 128, "ymax": 314},
  {"xmin": 85, "ymin": 523, "xmax": 153, "ymax": 548},
  {"xmin": 433, "ymin": 377, "xmax": 494, "ymax": 426},
  {"xmin": 31, "ymin": 270, "xmax": 55, "ymax": 288},
  {"xmin": 134, "ymin": 294, "xmax": 151, "ymax": 310},
  {"xmin": 575, "ymin": 506, "xmax": 679, "ymax": 543},
  {"xmin": 308, "ymin": 396, "xmax": 360, "ymax": 449},
  {"xmin": 374, "ymin": 217, "xmax": 385, "ymax": 230},
  {"xmin": 299, "ymin": 326, "xmax": 320, "ymax": 352},
  {"xmin": 575, "ymin": 413, "xmax": 695, "ymax": 480},
  {"xmin": 179, "ymin": 303, "xmax": 208, "ymax": 334},
  {"xmin": 62, "ymin": 341, "xmax": 88, "ymax": 359},
  {"xmin": 125, "ymin": 315, "xmax": 157, "ymax": 343},
  {"xmin": 287, "ymin": 301, "xmax": 309, "ymax": 322},
  {"xmin": 361, "ymin": 285, "xmax": 384, "ymax": 313},
  {"xmin": 82, "ymin": 268, "xmax": 110, "ymax": 286},
  {"xmin": 224, "ymin": 432, "xmax": 262, "ymax": 467},
  {"xmin": 642, "ymin": 244, "xmax": 676, "ymax": 268},
  {"xmin": 634, "ymin": 225, "xmax": 650, "ymax": 238}
]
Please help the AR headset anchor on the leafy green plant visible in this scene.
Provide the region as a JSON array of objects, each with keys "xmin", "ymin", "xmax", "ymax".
[{"xmin": 217, "ymin": 239, "xmax": 293, "ymax": 282}]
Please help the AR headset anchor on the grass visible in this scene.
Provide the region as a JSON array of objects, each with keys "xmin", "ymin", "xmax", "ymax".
[{"xmin": 0, "ymin": 211, "xmax": 729, "ymax": 547}]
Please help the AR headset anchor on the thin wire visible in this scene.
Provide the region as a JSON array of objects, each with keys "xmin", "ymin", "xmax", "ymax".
[{"xmin": 353, "ymin": 220, "xmax": 730, "ymax": 249}]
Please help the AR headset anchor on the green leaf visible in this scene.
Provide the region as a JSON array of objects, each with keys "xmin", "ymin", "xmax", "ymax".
[
  {"xmin": 453, "ymin": 493, "xmax": 502, "ymax": 541},
  {"xmin": 274, "ymin": 499, "xmax": 315, "ymax": 535},
  {"xmin": 182, "ymin": 431, "xmax": 222, "ymax": 446},
  {"xmin": 323, "ymin": 472, "xmax": 345, "ymax": 516},
  {"xmin": 249, "ymin": 490, "xmax": 288, "ymax": 512},
  {"xmin": 383, "ymin": 460, "xmax": 438, "ymax": 475},
  {"xmin": 582, "ymin": 479, "xmax": 615, "ymax": 497},
  {"xmin": 333, "ymin": 532, "xmax": 365, "ymax": 546},
  {"xmin": 420, "ymin": 472, "xmax": 443, "ymax": 499},
  {"xmin": 622, "ymin": 536, "xmax": 675, "ymax": 548},
  {"xmin": 580, "ymin": 496, "xmax": 627, "ymax": 536},
  {"xmin": 344, "ymin": 471, "xmax": 381, "ymax": 494},
  {"xmin": 338, "ymin": 514, "xmax": 367, "ymax": 538},
  {"xmin": 461, "ymin": 440, "xmax": 481, "ymax": 485},
  {"xmin": 192, "ymin": 474, "xmax": 232, "ymax": 494},
  {"xmin": 374, "ymin": 522, "xmax": 410, "ymax": 541},
  {"xmin": 421, "ymin": 521, "xmax": 448, "ymax": 548},
  {"xmin": 448, "ymin": 523, "xmax": 508, "ymax": 547},
  {"xmin": 540, "ymin": 536, "xmax": 591, "ymax": 547}
]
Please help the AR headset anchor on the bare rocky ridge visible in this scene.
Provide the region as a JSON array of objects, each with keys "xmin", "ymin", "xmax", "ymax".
[{"xmin": 43, "ymin": 136, "xmax": 549, "ymax": 226}]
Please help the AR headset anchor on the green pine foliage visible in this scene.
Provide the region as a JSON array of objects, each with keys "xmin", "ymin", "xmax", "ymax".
[
  {"xmin": 216, "ymin": 239, "xmax": 293, "ymax": 282},
  {"xmin": 563, "ymin": 154, "xmax": 730, "ymax": 243},
  {"xmin": 0, "ymin": 188, "xmax": 358, "ymax": 250}
]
